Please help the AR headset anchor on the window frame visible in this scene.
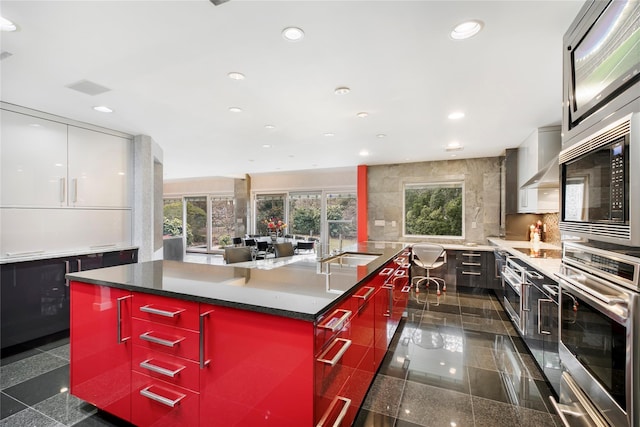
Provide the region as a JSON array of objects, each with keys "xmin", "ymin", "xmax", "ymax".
[{"xmin": 402, "ymin": 180, "xmax": 465, "ymax": 239}]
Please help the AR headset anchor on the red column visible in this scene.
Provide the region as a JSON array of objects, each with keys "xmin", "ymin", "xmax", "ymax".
[{"xmin": 357, "ymin": 165, "xmax": 368, "ymax": 242}]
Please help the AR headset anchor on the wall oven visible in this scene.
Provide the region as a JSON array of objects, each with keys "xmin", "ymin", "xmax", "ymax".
[
  {"xmin": 551, "ymin": 242, "xmax": 639, "ymax": 427},
  {"xmin": 559, "ymin": 112, "xmax": 640, "ymax": 246}
]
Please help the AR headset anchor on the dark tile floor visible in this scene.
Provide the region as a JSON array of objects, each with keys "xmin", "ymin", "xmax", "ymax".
[{"xmin": 1, "ymin": 286, "xmax": 560, "ymax": 427}]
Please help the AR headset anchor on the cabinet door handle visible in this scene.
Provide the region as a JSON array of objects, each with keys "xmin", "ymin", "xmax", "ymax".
[
  {"xmin": 462, "ymin": 262, "xmax": 481, "ymax": 266},
  {"xmin": 77, "ymin": 259, "xmax": 82, "ymax": 272},
  {"xmin": 199, "ymin": 310, "xmax": 213, "ymax": 369},
  {"xmin": 140, "ymin": 386, "xmax": 185, "ymax": 408},
  {"xmin": 317, "ymin": 309, "xmax": 351, "ymax": 332},
  {"xmin": 316, "ymin": 396, "xmax": 351, "ymax": 427},
  {"xmin": 116, "ymin": 295, "xmax": 131, "ymax": 344},
  {"xmin": 64, "ymin": 260, "xmax": 70, "ymax": 287},
  {"xmin": 71, "ymin": 178, "xmax": 78, "ymax": 203},
  {"xmin": 140, "ymin": 359, "xmax": 185, "ymax": 378},
  {"xmin": 59, "ymin": 177, "xmax": 66, "ymax": 203},
  {"xmin": 462, "ymin": 271, "xmax": 482, "ymax": 276},
  {"xmin": 140, "ymin": 305, "xmax": 185, "ymax": 318},
  {"xmin": 139, "ymin": 332, "xmax": 184, "ymax": 347},
  {"xmin": 538, "ymin": 298, "xmax": 553, "ymax": 335},
  {"xmin": 352, "ymin": 286, "xmax": 375, "ymax": 301},
  {"xmin": 462, "ymin": 253, "xmax": 481, "ymax": 257},
  {"xmin": 526, "ymin": 270, "xmax": 543, "ymax": 280},
  {"xmin": 316, "ymin": 338, "xmax": 352, "ymax": 366}
]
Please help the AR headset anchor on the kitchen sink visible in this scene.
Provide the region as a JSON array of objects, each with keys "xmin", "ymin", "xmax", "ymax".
[{"xmin": 323, "ymin": 252, "xmax": 380, "ymax": 266}]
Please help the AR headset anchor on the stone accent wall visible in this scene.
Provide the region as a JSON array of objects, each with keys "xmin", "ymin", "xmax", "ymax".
[{"xmin": 367, "ymin": 158, "xmax": 501, "ymax": 244}]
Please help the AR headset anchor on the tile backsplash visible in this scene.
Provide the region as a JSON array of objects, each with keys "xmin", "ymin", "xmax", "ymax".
[{"xmin": 505, "ymin": 212, "xmax": 560, "ymax": 245}]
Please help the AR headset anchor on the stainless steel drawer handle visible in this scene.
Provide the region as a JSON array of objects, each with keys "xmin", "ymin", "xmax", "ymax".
[
  {"xmin": 462, "ymin": 253, "xmax": 481, "ymax": 257},
  {"xmin": 525, "ymin": 270, "xmax": 543, "ymax": 280},
  {"xmin": 140, "ymin": 305, "xmax": 185, "ymax": 318},
  {"xmin": 379, "ymin": 267, "xmax": 394, "ymax": 276},
  {"xmin": 140, "ymin": 359, "xmax": 185, "ymax": 378},
  {"xmin": 394, "ymin": 269, "xmax": 407, "ymax": 277},
  {"xmin": 140, "ymin": 386, "xmax": 185, "ymax": 408},
  {"xmin": 139, "ymin": 332, "xmax": 184, "ymax": 347},
  {"xmin": 316, "ymin": 338, "xmax": 352, "ymax": 366},
  {"xmin": 316, "ymin": 396, "xmax": 351, "ymax": 427},
  {"xmin": 462, "ymin": 271, "xmax": 482, "ymax": 276},
  {"xmin": 462, "ymin": 262, "xmax": 481, "ymax": 266},
  {"xmin": 352, "ymin": 286, "xmax": 375, "ymax": 301},
  {"xmin": 401, "ymin": 285, "xmax": 411, "ymax": 293},
  {"xmin": 317, "ymin": 309, "xmax": 352, "ymax": 332}
]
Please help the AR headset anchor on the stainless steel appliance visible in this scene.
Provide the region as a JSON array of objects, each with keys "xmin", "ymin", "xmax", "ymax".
[
  {"xmin": 552, "ymin": 242, "xmax": 640, "ymax": 427},
  {"xmin": 562, "ymin": 0, "xmax": 640, "ymax": 141},
  {"xmin": 559, "ymin": 112, "xmax": 640, "ymax": 246},
  {"xmin": 501, "ymin": 254, "xmax": 562, "ymax": 394}
]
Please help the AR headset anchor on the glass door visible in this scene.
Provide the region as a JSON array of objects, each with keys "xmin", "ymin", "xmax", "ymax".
[
  {"xmin": 184, "ymin": 196, "xmax": 208, "ymax": 253},
  {"xmin": 210, "ymin": 196, "xmax": 235, "ymax": 249},
  {"xmin": 288, "ymin": 192, "xmax": 321, "ymax": 239},
  {"xmin": 325, "ymin": 192, "xmax": 357, "ymax": 254}
]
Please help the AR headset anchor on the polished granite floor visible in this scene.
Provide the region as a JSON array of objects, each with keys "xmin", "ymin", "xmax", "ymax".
[{"xmin": 1, "ymin": 284, "xmax": 560, "ymax": 427}]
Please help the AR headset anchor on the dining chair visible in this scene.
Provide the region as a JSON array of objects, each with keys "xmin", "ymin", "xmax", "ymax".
[
  {"xmin": 224, "ymin": 247, "xmax": 253, "ymax": 264},
  {"xmin": 295, "ymin": 241, "xmax": 315, "ymax": 254},
  {"xmin": 274, "ymin": 242, "xmax": 295, "ymax": 258},
  {"xmin": 411, "ymin": 243, "xmax": 447, "ymax": 295},
  {"xmin": 232, "ymin": 237, "xmax": 243, "ymax": 247},
  {"xmin": 256, "ymin": 241, "xmax": 270, "ymax": 259}
]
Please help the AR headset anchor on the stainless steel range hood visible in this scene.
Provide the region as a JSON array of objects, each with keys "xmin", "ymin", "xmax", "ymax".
[{"xmin": 520, "ymin": 157, "xmax": 559, "ymax": 189}]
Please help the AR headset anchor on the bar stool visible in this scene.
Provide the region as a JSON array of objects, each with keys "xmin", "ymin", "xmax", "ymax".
[{"xmin": 411, "ymin": 243, "xmax": 447, "ymax": 295}]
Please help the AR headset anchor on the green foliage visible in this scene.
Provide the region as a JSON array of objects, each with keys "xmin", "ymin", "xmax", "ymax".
[
  {"xmin": 256, "ymin": 199, "xmax": 284, "ymax": 235},
  {"xmin": 218, "ymin": 234, "xmax": 232, "ymax": 247},
  {"xmin": 162, "ymin": 218, "xmax": 194, "ymax": 245},
  {"xmin": 291, "ymin": 207, "xmax": 321, "ymax": 236},
  {"xmin": 405, "ymin": 186, "xmax": 462, "ymax": 236}
]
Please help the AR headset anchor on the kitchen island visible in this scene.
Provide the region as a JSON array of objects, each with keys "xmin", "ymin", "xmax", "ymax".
[{"xmin": 66, "ymin": 242, "xmax": 410, "ymax": 427}]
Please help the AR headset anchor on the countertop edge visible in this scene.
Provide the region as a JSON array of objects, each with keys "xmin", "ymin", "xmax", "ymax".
[{"xmin": 1, "ymin": 246, "xmax": 139, "ymax": 264}]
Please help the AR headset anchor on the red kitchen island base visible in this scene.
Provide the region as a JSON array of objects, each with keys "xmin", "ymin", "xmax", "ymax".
[{"xmin": 69, "ymin": 245, "xmax": 410, "ymax": 426}]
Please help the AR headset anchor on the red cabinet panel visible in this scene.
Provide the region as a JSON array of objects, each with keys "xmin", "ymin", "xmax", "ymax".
[
  {"xmin": 200, "ymin": 304, "xmax": 315, "ymax": 427},
  {"xmin": 132, "ymin": 292, "xmax": 199, "ymax": 330},
  {"xmin": 70, "ymin": 281, "xmax": 132, "ymax": 422},
  {"xmin": 132, "ymin": 345, "xmax": 200, "ymax": 392},
  {"xmin": 131, "ymin": 371, "xmax": 199, "ymax": 427},
  {"xmin": 132, "ymin": 318, "xmax": 200, "ymax": 361}
]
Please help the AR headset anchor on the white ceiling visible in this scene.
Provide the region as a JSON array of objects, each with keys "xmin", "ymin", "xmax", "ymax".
[{"xmin": 0, "ymin": 0, "xmax": 584, "ymax": 180}]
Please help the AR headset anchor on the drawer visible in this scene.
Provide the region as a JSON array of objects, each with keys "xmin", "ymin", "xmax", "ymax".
[
  {"xmin": 315, "ymin": 303, "xmax": 353, "ymax": 354},
  {"xmin": 131, "ymin": 371, "xmax": 199, "ymax": 427},
  {"xmin": 132, "ymin": 293, "xmax": 199, "ymax": 331},
  {"xmin": 456, "ymin": 251, "xmax": 485, "ymax": 262},
  {"xmin": 133, "ymin": 345, "xmax": 200, "ymax": 392},
  {"xmin": 133, "ymin": 318, "xmax": 200, "ymax": 361},
  {"xmin": 456, "ymin": 267, "xmax": 486, "ymax": 287}
]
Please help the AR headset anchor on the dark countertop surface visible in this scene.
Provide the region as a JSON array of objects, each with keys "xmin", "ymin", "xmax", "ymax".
[{"xmin": 66, "ymin": 241, "xmax": 408, "ymax": 322}]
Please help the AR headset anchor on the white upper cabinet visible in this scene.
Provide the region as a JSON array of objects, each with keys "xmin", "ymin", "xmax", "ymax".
[
  {"xmin": 1, "ymin": 109, "xmax": 133, "ymax": 209},
  {"xmin": 68, "ymin": 127, "xmax": 132, "ymax": 208},
  {"xmin": 1, "ymin": 110, "xmax": 68, "ymax": 207}
]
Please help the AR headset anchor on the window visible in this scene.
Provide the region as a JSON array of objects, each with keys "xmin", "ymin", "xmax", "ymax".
[
  {"xmin": 255, "ymin": 194, "xmax": 285, "ymax": 235},
  {"xmin": 163, "ymin": 198, "xmax": 185, "ymax": 237},
  {"xmin": 404, "ymin": 182, "xmax": 463, "ymax": 237},
  {"xmin": 289, "ymin": 192, "xmax": 321, "ymax": 238},
  {"xmin": 211, "ymin": 196, "xmax": 235, "ymax": 248},
  {"xmin": 326, "ymin": 192, "xmax": 357, "ymax": 252},
  {"xmin": 184, "ymin": 196, "xmax": 208, "ymax": 252}
]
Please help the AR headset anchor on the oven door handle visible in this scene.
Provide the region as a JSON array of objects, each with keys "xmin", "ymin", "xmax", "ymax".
[
  {"xmin": 502, "ymin": 272, "xmax": 522, "ymax": 295},
  {"xmin": 556, "ymin": 272, "xmax": 627, "ymax": 306}
]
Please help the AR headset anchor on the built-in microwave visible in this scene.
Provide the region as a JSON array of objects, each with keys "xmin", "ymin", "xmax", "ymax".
[
  {"xmin": 562, "ymin": 0, "xmax": 640, "ymax": 142},
  {"xmin": 559, "ymin": 112, "xmax": 640, "ymax": 246}
]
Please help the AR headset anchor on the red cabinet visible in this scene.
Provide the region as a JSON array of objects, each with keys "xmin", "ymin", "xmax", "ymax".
[
  {"xmin": 200, "ymin": 303, "xmax": 315, "ymax": 427},
  {"xmin": 70, "ymin": 281, "xmax": 132, "ymax": 422}
]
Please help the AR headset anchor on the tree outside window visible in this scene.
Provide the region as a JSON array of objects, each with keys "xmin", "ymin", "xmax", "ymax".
[{"xmin": 404, "ymin": 182, "xmax": 463, "ymax": 237}]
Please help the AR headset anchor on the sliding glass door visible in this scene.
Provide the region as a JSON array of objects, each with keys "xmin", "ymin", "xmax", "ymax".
[
  {"xmin": 184, "ymin": 196, "xmax": 208, "ymax": 253},
  {"xmin": 288, "ymin": 192, "xmax": 321, "ymax": 239},
  {"xmin": 211, "ymin": 196, "xmax": 235, "ymax": 248},
  {"xmin": 326, "ymin": 192, "xmax": 357, "ymax": 253}
]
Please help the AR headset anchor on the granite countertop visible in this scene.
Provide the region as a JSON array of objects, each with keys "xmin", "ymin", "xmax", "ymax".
[
  {"xmin": 0, "ymin": 245, "xmax": 139, "ymax": 264},
  {"xmin": 66, "ymin": 241, "xmax": 408, "ymax": 322},
  {"xmin": 487, "ymin": 237, "xmax": 562, "ymax": 278}
]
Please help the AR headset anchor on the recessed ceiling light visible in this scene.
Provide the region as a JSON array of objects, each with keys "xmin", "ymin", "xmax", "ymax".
[
  {"xmin": 265, "ymin": 124, "xmax": 275, "ymax": 129},
  {"xmin": 446, "ymin": 141, "xmax": 464, "ymax": 151},
  {"xmin": 93, "ymin": 106, "xmax": 113, "ymax": 113},
  {"xmin": 359, "ymin": 150, "xmax": 370, "ymax": 156},
  {"xmin": 228, "ymin": 107, "xmax": 243, "ymax": 113},
  {"xmin": 29, "ymin": 123, "xmax": 42, "ymax": 128},
  {"xmin": 0, "ymin": 17, "xmax": 17, "ymax": 32},
  {"xmin": 377, "ymin": 134, "xmax": 386, "ymax": 138},
  {"xmin": 282, "ymin": 26, "xmax": 304, "ymax": 42},
  {"xmin": 450, "ymin": 20, "xmax": 484, "ymax": 40},
  {"xmin": 227, "ymin": 72, "xmax": 245, "ymax": 80},
  {"xmin": 356, "ymin": 112, "xmax": 369, "ymax": 118},
  {"xmin": 334, "ymin": 86, "xmax": 350, "ymax": 95},
  {"xmin": 323, "ymin": 133, "xmax": 335, "ymax": 137},
  {"xmin": 262, "ymin": 144, "xmax": 272, "ymax": 149},
  {"xmin": 448, "ymin": 111, "xmax": 465, "ymax": 120}
]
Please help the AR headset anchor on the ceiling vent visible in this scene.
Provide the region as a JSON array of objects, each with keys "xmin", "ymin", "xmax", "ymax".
[
  {"xmin": 66, "ymin": 79, "xmax": 111, "ymax": 96},
  {"xmin": 0, "ymin": 51, "xmax": 12, "ymax": 61}
]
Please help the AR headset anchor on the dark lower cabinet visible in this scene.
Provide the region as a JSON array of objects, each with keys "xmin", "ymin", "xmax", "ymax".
[{"xmin": 1, "ymin": 249, "xmax": 138, "ymax": 350}]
